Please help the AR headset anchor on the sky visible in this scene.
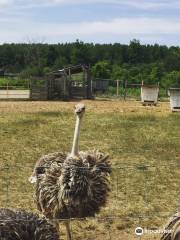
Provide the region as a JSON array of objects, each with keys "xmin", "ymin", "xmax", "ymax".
[{"xmin": 0, "ymin": 0, "xmax": 180, "ymax": 45}]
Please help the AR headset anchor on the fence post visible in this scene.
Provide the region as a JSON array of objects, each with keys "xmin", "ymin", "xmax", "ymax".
[
  {"xmin": 124, "ymin": 80, "xmax": 127, "ymax": 101},
  {"xmin": 91, "ymin": 79, "xmax": 93, "ymax": 95},
  {"xmin": 7, "ymin": 79, "xmax": 9, "ymax": 99},
  {"xmin": 116, "ymin": 79, "xmax": 119, "ymax": 97},
  {"xmin": 68, "ymin": 67, "xmax": 71, "ymax": 99}
]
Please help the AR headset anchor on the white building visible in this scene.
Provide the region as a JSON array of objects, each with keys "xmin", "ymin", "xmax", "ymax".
[
  {"xmin": 141, "ymin": 85, "xmax": 159, "ymax": 106},
  {"xmin": 169, "ymin": 88, "xmax": 180, "ymax": 112}
]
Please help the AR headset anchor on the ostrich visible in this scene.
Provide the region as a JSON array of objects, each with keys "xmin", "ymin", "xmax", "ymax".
[
  {"xmin": 29, "ymin": 103, "xmax": 111, "ymax": 240},
  {"xmin": 0, "ymin": 208, "xmax": 59, "ymax": 240},
  {"xmin": 161, "ymin": 213, "xmax": 180, "ymax": 240}
]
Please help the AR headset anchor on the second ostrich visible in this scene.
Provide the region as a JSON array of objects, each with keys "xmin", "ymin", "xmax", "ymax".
[
  {"xmin": 161, "ymin": 213, "xmax": 180, "ymax": 240},
  {"xmin": 0, "ymin": 208, "xmax": 59, "ymax": 240},
  {"xmin": 29, "ymin": 103, "xmax": 111, "ymax": 240}
]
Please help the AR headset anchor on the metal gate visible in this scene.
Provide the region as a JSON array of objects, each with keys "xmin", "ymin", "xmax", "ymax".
[{"xmin": 70, "ymin": 80, "xmax": 87, "ymax": 99}]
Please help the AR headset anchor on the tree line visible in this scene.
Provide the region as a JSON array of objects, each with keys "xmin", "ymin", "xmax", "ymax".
[{"xmin": 0, "ymin": 39, "xmax": 180, "ymax": 89}]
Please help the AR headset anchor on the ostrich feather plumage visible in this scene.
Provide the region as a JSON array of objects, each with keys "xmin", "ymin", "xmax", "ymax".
[
  {"xmin": 35, "ymin": 150, "xmax": 111, "ymax": 220},
  {"xmin": 0, "ymin": 208, "xmax": 59, "ymax": 240},
  {"xmin": 161, "ymin": 213, "xmax": 180, "ymax": 240}
]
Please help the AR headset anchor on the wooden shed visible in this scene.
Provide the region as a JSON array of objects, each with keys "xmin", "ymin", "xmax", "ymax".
[
  {"xmin": 169, "ymin": 88, "xmax": 180, "ymax": 112},
  {"xmin": 30, "ymin": 64, "xmax": 92, "ymax": 100},
  {"xmin": 141, "ymin": 84, "xmax": 159, "ymax": 106}
]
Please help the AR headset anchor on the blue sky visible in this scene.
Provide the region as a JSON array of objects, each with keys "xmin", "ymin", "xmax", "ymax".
[{"xmin": 0, "ymin": 0, "xmax": 180, "ymax": 45}]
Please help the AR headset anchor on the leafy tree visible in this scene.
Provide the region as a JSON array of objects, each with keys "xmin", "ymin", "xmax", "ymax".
[
  {"xmin": 111, "ymin": 65, "xmax": 128, "ymax": 81},
  {"xmin": 53, "ymin": 57, "xmax": 68, "ymax": 69},
  {"xmin": 128, "ymin": 39, "xmax": 142, "ymax": 64},
  {"xmin": 92, "ymin": 61, "xmax": 111, "ymax": 79},
  {"xmin": 0, "ymin": 40, "xmax": 180, "ymax": 89},
  {"xmin": 149, "ymin": 64, "xmax": 164, "ymax": 84},
  {"xmin": 162, "ymin": 71, "xmax": 180, "ymax": 89},
  {"xmin": 71, "ymin": 40, "xmax": 91, "ymax": 65}
]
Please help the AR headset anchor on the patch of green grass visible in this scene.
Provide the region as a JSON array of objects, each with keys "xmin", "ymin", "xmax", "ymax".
[{"xmin": 0, "ymin": 77, "xmax": 30, "ymax": 89}]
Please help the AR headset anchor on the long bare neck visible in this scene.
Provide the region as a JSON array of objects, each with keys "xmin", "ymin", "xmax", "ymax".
[{"xmin": 70, "ymin": 115, "xmax": 82, "ymax": 157}]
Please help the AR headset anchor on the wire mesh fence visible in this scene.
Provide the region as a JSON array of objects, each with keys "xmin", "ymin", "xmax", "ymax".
[
  {"xmin": 0, "ymin": 77, "xmax": 30, "ymax": 99},
  {"xmin": 0, "ymin": 162, "xmax": 180, "ymax": 239},
  {"xmin": 92, "ymin": 78, "xmax": 169, "ymax": 102},
  {"xmin": 0, "ymin": 76, "xmax": 169, "ymax": 103}
]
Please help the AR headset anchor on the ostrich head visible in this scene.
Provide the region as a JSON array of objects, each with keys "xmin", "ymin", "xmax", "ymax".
[
  {"xmin": 74, "ymin": 103, "xmax": 85, "ymax": 118},
  {"xmin": 69, "ymin": 103, "xmax": 85, "ymax": 158}
]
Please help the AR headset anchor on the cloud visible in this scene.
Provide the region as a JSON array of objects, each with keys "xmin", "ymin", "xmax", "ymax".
[
  {"xmin": 117, "ymin": 0, "xmax": 180, "ymax": 10},
  {"xmin": 1, "ymin": 17, "xmax": 180, "ymax": 44},
  {"xmin": 28, "ymin": 18, "xmax": 180, "ymax": 36},
  {"xmin": 25, "ymin": 0, "xmax": 180, "ymax": 10},
  {"xmin": 45, "ymin": 0, "xmax": 179, "ymax": 7},
  {"xmin": 1, "ymin": 0, "xmax": 180, "ymax": 10},
  {"xmin": 0, "ymin": 0, "xmax": 12, "ymax": 7},
  {"xmin": 0, "ymin": 1, "xmax": 180, "ymax": 45}
]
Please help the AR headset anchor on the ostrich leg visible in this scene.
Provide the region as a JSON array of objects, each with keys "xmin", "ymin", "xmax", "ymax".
[
  {"xmin": 51, "ymin": 220, "xmax": 61, "ymax": 239},
  {"xmin": 64, "ymin": 220, "xmax": 72, "ymax": 240}
]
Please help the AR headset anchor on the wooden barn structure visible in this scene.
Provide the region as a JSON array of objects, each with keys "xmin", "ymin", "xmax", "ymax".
[
  {"xmin": 30, "ymin": 64, "xmax": 92, "ymax": 100},
  {"xmin": 169, "ymin": 88, "xmax": 180, "ymax": 112},
  {"xmin": 141, "ymin": 83, "xmax": 159, "ymax": 106}
]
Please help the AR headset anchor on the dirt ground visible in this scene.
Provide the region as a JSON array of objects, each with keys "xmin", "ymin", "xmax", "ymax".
[{"xmin": 0, "ymin": 99, "xmax": 171, "ymax": 114}]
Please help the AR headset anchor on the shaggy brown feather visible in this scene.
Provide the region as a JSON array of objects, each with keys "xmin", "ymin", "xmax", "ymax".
[
  {"xmin": 161, "ymin": 213, "xmax": 180, "ymax": 240},
  {"xmin": 0, "ymin": 208, "xmax": 59, "ymax": 240},
  {"xmin": 34, "ymin": 150, "xmax": 111, "ymax": 220}
]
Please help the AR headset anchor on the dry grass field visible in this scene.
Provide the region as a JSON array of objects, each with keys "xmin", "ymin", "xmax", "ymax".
[{"xmin": 0, "ymin": 99, "xmax": 180, "ymax": 239}]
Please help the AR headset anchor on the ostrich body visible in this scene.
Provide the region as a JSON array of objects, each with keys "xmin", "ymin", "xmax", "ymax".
[
  {"xmin": 161, "ymin": 213, "xmax": 180, "ymax": 240},
  {"xmin": 30, "ymin": 103, "xmax": 111, "ymax": 240},
  {"xmin": 0, "ymin": 208, "xmax": 59, "ymax": 240}
]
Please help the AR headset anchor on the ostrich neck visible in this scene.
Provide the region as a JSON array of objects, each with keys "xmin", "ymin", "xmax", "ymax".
[{"xmin": 70, "ymin": 115, "xmax": 82, "ymax": 157}]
